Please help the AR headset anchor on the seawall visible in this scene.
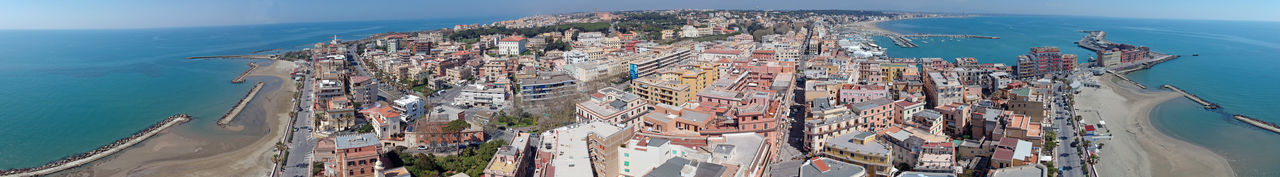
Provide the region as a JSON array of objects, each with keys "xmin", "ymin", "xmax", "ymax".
[
  {"xmin": 231, "ymin": 62, "xmax": 259, "ymax": 83},
  {"xmin": 0, "ymin": 114, "xmax": 192, "ymax": 177},
  {"xmin": 1234, "ymin": 115, "xmax": 1280, "ymax": 135},
  {"xmin": 1106, "ymin": 71, "xmax": 1147, "ymax": 89},
  {"xmin": 218, "ymin": 82, "xmax": 265, "ymax": 126},
  {"xmin": 1161, "ymin": 84, "xmax": 1219, "ymax": 110}
]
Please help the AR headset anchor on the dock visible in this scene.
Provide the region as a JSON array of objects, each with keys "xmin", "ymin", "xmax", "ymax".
[
  {"xmin": 231, "ymin": 62, "xmax": 258, "ymax": 83},
  {"xmin": 1, "ymin": 114, "xmax": 191, "ymax": 177},
  {"xmin": 1234, "ymin": 115, "xmax": 1280, "ymax": 135},
  {"xmin": 1106, "ymin": 70, "xmax": 1147, "ymax": 89},
  {"xmin": 218, "ymin": 82, "xmax": 265, "ymax": 126},
  {"xmin": 187, "ymin": 54, "xmax": 278, "ymax": 60},
  {"xmin": 889, "ymin": 35, "xmax": 917, "ymax": 48},
  {"xmin": 1161, "ymin": 84, "xmax": 1220, "ymax": 110},
  {"xmin": 902, "ymin": 34, "xmax": 1000, "ymax": 39}
]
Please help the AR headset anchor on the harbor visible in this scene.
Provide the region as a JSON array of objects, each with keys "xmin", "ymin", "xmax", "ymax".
[
  {"xmin": 1161, "ymin": 84, "xmax": 1220, "ymax": 109},
  {"xmin": 218, "ymin": 82, "xmax": 265, "ymax": 126},
  {"xmin": 1234, "ymin": 115, "xmax": 1280, "ymax": 135},
  {"xmin": 885, "ymin": 33, "xmax": 999, "ymax": 48},
  {"xmin": 231, "ymin": 62, "xmax": 258, "ymax": 83},
  {"xmin": 0, "ymin": 114, "xmax": 192, "ymax": 177}
]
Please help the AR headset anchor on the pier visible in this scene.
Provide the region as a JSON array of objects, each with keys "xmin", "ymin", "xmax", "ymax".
[
  {"xmin": 1161, "ymin": 84, "xmax": 1220, "ymax": 110},
  {"xmin": 1234, "ymin": 115, "xmax": 1280, "ymax": 135},
  {"xmin": 886, "ymin": 33, "xmax": 999, "ymax": 48},
  {"xmin": 889, "ymin": 35, "xmax": 918, "ymax": 48},
  {"xmin": 232, "ymin": 62, "xmax": 259, "ymax": 83},
  {"xmin": 218, "ymin": 82, "xmax": 265, "ymax": 126},
  {"xmin": 186, "ymin": 54, "xmax": 278, "ymax": 60},
  {"xmin": 1106, "ymin": 70, "xmax": 1147, "ymax": 89},
  {"xmin": 1076, "ymin": 31, "xmax": 1108, "ymax": 52},
  {"xmin": 1, "ymin": 114, "xmax": 192, "ymax": 177}
]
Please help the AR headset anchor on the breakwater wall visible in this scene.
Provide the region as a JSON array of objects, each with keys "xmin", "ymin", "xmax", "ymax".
[
  {"xmin": 889, "ymin": 35, "xmax": 917, "ymax": 48},
  {"xmin": 0, "ymin": 114, "xmax": 192, "ymax": 177},
  {"xmin": 186, "ymin": 54, "xmax": 277, "ymax": 60},
  {"xmin": 1113, "ymin": 53, "xmax": 1180, "ymax": 74},
  {"xmin": 1161, "ymin": 84, "xmax": 1220, "ymax": 110},
  {"xmin": 1106, "ymin": 70, "xmax": 1147, "ymax": 89},
  {"xmin": 231, "ymin": 62, "xmax": 258, "ymax": 83},
  {"xmin": 1234, "ymin": 115, "xmax": 1280, "ymax": 135},
  {"xmin": 218, "ymin": 82, "xmax": 265, "ymax": 126}
]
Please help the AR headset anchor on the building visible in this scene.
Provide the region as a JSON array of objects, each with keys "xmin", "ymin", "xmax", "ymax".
[
  {"xmin": 498, "ymin": 36, "xmax": 528, "ymax": 56},
  {"xmin": 518, "ymin": 72, "xmax": 578, "ymax": 103},
  {"xmin": 850, "ymin": 98, "xmax": 895, "ymax": 132},
  {"xmin": 484, "ymin": 132, "xmax": 535, "ymax": 177},
  {"xmin": 839, "ymin": 84, "xmax": 889, "ymax": 105},
  {"xmin": 576, "ymin": 87, "xmax": 651, "ymax": 125},
  {"xmin": 909, "ymin": 109, "xmax": 945, "ymax": 135},
  {"xmin": 823, "ymin": 131, "xmax": 894, "ymax": 177},
  {"xmin": 349, "ymin": 76, "xmax": 378, "ymax": 106},
  {"xmin": 392, "ymin": 95, "xmax": 424, "ymax": 122},
  {"xmin": 1007, "ymin": 87, "xmax": 1048, "ymax": 123},
  {"xmin": 923, "ymin": 72, "xmax": 962, "ymax": 108},
  {"xmin": 327, "ymin": 133, "xmax": 380, "ymax": 177},
  {"xmin": 405, "ymin": 117, "xmax": 485, "ymax": 150},
  {"xmin": 805, "ymin": 113, "xmax": 859, "ymax": 153},
  {"xmin": 360, "ymin": 104, "xmax": 403, "ymax": 139},
  {"xmin": 895, "ymin": 171, "xmax": 956, "ymax": 177},
  {"xmin": 628, "ymin": 49, "xmax": 693, "ymax": 79},
  {"xmin": 990, "ymin": 138, "xmax": 1037, "ymax": 169},
  {"xmin": 988, "ymin": 164, "xmax": 1049, "ymax": 177},
  {"xmin": 1015, "ymin": 47, "xmax": 1077, "ymax": 79},
  {"xmin": 630, "ymin": 64, "xmax": 719, "ymax": 106},
  {"xmin": 458, "ymin": 84, "xmax": 508, "ymax": 109},
  {"xmin": 534, "ymin": 122, "xmax": 634, "ymax": 177}
]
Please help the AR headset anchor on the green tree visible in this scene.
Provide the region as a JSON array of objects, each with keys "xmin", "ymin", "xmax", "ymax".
[{"xmin": 357, "ymin": 124, "xmax": 374, "ymax": 133}]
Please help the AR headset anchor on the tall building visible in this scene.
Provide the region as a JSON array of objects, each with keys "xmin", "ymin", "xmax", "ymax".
[
  {"xmin": 576, "ymin": 87, "xmax": 651, "ymax": 125},
  {"xmin": 824, "ymin": 131, "xmax": 894, "ymax": 177},
  {"xmin": 1015, "ymin": 47, "xmax": 1076, "ymax": 79},
  {"xmin": 348, "ymin": 76, "xmax": 378, "ymax": 106},
  {"xmin": 923, "ymin": 72, "xmax": 962, "ymax": 108},
  {"xmin": 498, "ymin": 36, "xmax": 527, "ymax": 56},
  {"xmin": 518, "ymin": 72, "xmax": 578, "ymax": 103}
]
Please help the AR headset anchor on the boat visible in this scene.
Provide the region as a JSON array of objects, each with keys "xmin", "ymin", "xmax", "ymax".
[{"xmin": 1192, "ymin": 53, "xmax": 1199, "ymax": 56}]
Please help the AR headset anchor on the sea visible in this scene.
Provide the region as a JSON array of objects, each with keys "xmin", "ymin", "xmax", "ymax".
[
  {"xmin": 874, "ymin": 15, "xmax": 1280, "ymax": 176},
  {"xmin": 0, "ymin": 16, "xmax": 511, "ymax": 169}
]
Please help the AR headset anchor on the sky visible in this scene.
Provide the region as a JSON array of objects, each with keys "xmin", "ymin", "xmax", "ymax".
[{"xmin": 1, "ymin": 0, "xmax": 1276, "ymax": 29}]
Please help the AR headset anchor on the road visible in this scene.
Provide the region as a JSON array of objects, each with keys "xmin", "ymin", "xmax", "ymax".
[
  {"xmin": 282, "ymin": 61, "xmax": 319, "ymax": 177},
  {"xmin": 1050, "ymin": 78, "xmax": 1085, "ymax": 177}
]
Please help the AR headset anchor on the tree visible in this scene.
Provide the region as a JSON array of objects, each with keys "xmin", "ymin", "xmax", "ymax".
[
  {"xmin": 443, "ymin": 119, "xmax": 471, "ymax": 132},
  {"xmin": 357, "ymin": 124, "xmax": 374, "ymax": 133}
]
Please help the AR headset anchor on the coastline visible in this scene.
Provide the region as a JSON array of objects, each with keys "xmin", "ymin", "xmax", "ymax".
[
  {"xmin": 1076, "ymin": 74, "xmax": 1236, "ymax": 177},
  {"xmin": 50, "ymin": 61, "xmax": 299, "ymax": 177}
]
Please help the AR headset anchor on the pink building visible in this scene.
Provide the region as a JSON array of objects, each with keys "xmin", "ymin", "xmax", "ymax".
[
  {"xmin": 850, "ymin": 98, "xmax": 896, "ymax": 132},
  {"xmin": 838, "ymin": 84, "xmax": 889, "ymax": 105}
]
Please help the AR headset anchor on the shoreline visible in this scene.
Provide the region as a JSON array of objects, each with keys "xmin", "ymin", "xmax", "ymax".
[
  {"xmin": 0, "ymin": 114, "xmax": 191, "ymax": 177},
  {"xmin": 52, "ymin": 60, "xmax": 299, "ymax": 177},
  {"xmin": 1077, "ymin": 74, "xmax": 1236, "ymax": 177}
]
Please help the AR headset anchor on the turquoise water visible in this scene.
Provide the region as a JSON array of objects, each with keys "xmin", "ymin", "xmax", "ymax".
[
  {"xmin": 876, "ymin": 16, "xmax": 1280, "ymax": 176},
  {"xmin": 0, "ymin": 17, "xmax": 510, "ymax": 169}
]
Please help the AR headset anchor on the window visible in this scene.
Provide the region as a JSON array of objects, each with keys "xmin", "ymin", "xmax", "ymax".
[
  {"xmin": 624, "ymin": 153, "xmax": 629, "ymax": 157},
  {"xmin": 624, "ymin": 161, "xmax": 629, "ymax": 166}
]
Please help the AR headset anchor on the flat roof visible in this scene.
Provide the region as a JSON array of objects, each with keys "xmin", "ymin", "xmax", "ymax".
[
  {"xmin": 545, "ymin": 122, "xmax": 625, "ymax": 176},
  {"xmin": 802, "ymin": 157, "xmax": 866, "ymax": 177},
  {"xmin": 334, "ymin": 133, "xmax": 379, "ymax": 149},
  {"xmin": 827, "ymin": 131, "xmax": 891, "ymax": 155}
]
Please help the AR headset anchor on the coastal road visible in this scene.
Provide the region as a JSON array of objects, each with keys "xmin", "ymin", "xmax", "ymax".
[
  {"xmin": 1051, "ymin": 82, "xmax": 1085, "ymax": 177},
  {"xmin": 282, "ymin": 62, "xmax": 319, "ymax": 177}
]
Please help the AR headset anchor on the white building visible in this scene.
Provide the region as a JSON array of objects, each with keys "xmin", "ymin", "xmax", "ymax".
[
  {"xmin": 457, "ymin": 84, "xmax": 508, "ymax": 109},
  {"xmin": 498, "ymin": 36, "xmax": 527, "ymax": 56},
  {"xmin": 681, "ymin": 25, "xmax": 700, "ymax": 38},
  {"xmin": 563, "ymin": 50, "xmax": 590, "ymax": 64},
  {"xmin": 575, "ymin": 87, "xmax": 650, "ymax": 125},
  {"xmin": 392, "ymin": 95, "xmax": 424, "ymax": 122},
  {"xmin": 577, "ymin": 32, "xmax": 605, "ymax": 46}
]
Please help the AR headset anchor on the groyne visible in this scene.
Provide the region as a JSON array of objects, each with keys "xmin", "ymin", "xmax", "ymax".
[
  {"xmin": 1161, "ymin": 84, "xmax": 1220, "ymax": 110},
  {"xmin": 232, "ymin": 62, "xmax": 258, "ymax": 83},
  {"xmin": 0, "ymin": 114, "xmax": 192, "ymax": 177},
  {"xmin": 1106, "ymin": 70, "xmax": 1147, "ymax": 89},
  {"xmin": 1234, "ymin": 115, "xmax": 1280, "ymax": 135},
  {"xmin": 187, "ymin": 54, "xmax": 277, "ymax": 60},
  {"xmin": 218, "ymin": 82, "xmax": 265, "ymax": 126}
]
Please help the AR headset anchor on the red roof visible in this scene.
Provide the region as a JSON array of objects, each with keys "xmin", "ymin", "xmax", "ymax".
[
  {"xmin": 703, "ymin": 49, "xmax": 740, "ymax": 55},
  {"xmin": 810, "ymin": 157, "xmax": 830, "ymax": 172},
  {"xmin": 501, "ymin": 36, "xmax": 527, "ymax": 42},
  {"xmin": 1085, "ymin": 125, "xmax": 1096, "ymax": 132}
]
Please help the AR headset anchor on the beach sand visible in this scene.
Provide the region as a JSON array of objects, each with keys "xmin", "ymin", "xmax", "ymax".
[
  {"xmin": 50, "ymin": 60, "xmax": 298, "ymax": 177},
  {"xmin": 1075, "ymin": 74, "xmax": 1235, "ymax": 177}
]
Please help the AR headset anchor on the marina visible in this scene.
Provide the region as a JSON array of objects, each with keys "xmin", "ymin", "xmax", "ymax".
[{"xmin": 186, "ymin": 54, "xmax": 278, "ymax": 60}]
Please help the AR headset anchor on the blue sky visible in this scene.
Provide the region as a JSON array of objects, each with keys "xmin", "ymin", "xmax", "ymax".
[{"xmin": 1, "ymin": 0, "xmax": 1276, "ymax": 29}]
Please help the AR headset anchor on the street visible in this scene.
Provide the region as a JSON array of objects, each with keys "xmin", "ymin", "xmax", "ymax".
[
  {"xmin": 281, "ymin": 62, "xmax": 319, "ymax": 177},
  {"xmin": 1050, "ymin": 78, "xmax": 1085, "ymax": 177}
]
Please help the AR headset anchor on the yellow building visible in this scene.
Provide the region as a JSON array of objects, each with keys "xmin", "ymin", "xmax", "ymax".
[
  {"xmin": 823, "ymin": 131, "xmax": 894, "ymax": 177},
  {"xmin": 880, "ymin": 63, "xmax": 914, "ymax": 82},
  {"xmin": 630, "ymin": 63, "xmax": 719, "ymax": 106}
]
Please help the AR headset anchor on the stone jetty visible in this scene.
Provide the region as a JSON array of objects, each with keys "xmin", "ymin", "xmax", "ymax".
[
  {"xmin": 0, "ymin": 114, "xmax": 192, "ymax": 177},
  {"xmin": 1234, "ymin": 115, "xmax": 1280, "ymax": 135},
  {"xmin": 231, "ymin": 62, "xmax": 258, "ymax": 83},
  {"xmin": 1161, "ymin": 84, "xmax": 1220, "ymax": 110},
  {"xmin": 218, "ymin": 82, "xmax": 265, "ymax": 126}
]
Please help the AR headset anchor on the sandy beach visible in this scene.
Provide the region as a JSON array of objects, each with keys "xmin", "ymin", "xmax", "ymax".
[
  {"xmin": 1075, "ymin": 74, "xmax": 1236, "ymax": 177},
  {"xmin": 50, "ymin": 60, "xmax": 299, "ymax": 177}
]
